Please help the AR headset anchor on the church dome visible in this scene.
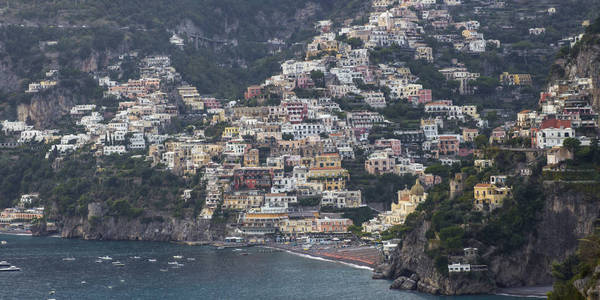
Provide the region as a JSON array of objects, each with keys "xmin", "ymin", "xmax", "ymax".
[{"xmin": 410, "ymin": 179, "xmax": 425, "ymax": 196}]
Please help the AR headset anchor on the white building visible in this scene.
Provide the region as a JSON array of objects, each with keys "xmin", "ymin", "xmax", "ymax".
[
  {"xmin": 104, "ymin": 145, "xmax": 127, "ymax": 155},
  {"xmin": 535, "ymin": 119, "xmax": 575, "ymax": 149}
]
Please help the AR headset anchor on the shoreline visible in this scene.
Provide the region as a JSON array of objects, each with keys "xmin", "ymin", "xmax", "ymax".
[
  {"xmin": 495, "ymin": 285, "xmax": 552, "ymax": 298},
  {"xmin": 262, "ymin": 245, "xmax": 376, "ymax": 271},
  {"xmin": 0, "ymin": 231, "xmax": 33, "ymax": 236}
]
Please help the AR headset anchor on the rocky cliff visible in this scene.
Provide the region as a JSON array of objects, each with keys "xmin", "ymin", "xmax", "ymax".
[
  {"xmin": 17, "ymin": 88, "xmax": 79, "ymax": 128},
  {"xmin": 552, "ymin": 30, "xmax": 600, "ymax": 111},
  {"xmin": 35, "ymin": 202, "xmax": 230, "ymax": 242},
  {"xmin": 384, "ymin": 182, "xmax": 600, "ymax": 295}
]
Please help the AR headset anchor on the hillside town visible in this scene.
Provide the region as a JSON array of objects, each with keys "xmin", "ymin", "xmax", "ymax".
[{"xmin": 0, "ymin": 0, "xmax": 597, "ymax": 262}]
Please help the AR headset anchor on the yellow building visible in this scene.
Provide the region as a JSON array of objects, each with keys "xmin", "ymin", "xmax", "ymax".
[
  {"xmin": 380, "ymin": 179, "xmax": 428, "ymax": 227},
  {"xmin": 500, "ymin": 72, "xmax": 533, "ymax": 86},
  {"xmin": 281, "ymin": 218, "xmax": 316, "ymax": 234},
  {"xmin": 244, "ymin": 148, "xmax": 260, "ymax": 167},
  {"xmin": 222, "ymin": 127, "xmax": 240, "ymax": 139},
  {"xmin": 306, "ymin": 153, "xmax": 348, "ymax": 191},
  {"xmin": 307, "ymin": 168, "xmax": 349, "ymax": 191},
  {"xmin": 313, "ymin": 153, "xmax": 342, "ymax": 168},
  {"xmin": 192, "ymin": 151, "xmax": 211, "ymax": 168},
  {"xmin": 461, "ymin": 105, "xmax": 479, "ymax": 119},
  {"xmin": 462, "ymin": 128, "xmax": 479, "ymax": 142},
  {"xmin": 473, "ymin": 183, "xmax": 511, "ymax": 211},
  {"xmin": 223, "ymin": 191, "xmax": 264, "ymax": 210}
]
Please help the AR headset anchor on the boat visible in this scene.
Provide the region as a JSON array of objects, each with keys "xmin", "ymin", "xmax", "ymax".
[
  {"xmin": 99, "ymin": 256, "xmax": 113, "ymax": 260},
  {"xmin": 0, "ymin": 266, "xmax": 20, "ymax": 272},
  {"xmin": 1, "ymin": 241, "xmax": 7, "ymax": 245},
  {"xmin": 233, "ymin": 248, "xmax": 243, "ymax": 251},
  {"xmin": 186, "ymin": 258, "xmax": 196, "ymax": 261},
  {"xmin": 167, "ymin": 261, "xmax": 178, "ymax": 265},
  {"xmin": 148, "ymin": 259, "xmax": 157, "ymax": 262},
  {"xmin": 112, "ymin": 261, "xmax": 125, "ymax": 267},
  {"xmin": 159, "ymin": 268, "xmax": 168, "ymax": 272},
  {"xmin": 81, "ymin": 281, "xmax": 87, "ymax": 284},
  {"xmin": 173, "ymin": 255, "xmax": 183, "ymax": 259},
  {"xmin": 95, "ymin": 260, "xmax": 103, "ymax": 263},
  {"xmin": 240, "ymin": 252, "xmax": 249, "ymax": 256},
  {"xmin": 131, "ymin": 256, "xmax": 141, "ymax": 259},
  {"xmin": 217, "ymin": 246, "xmax": 225, "ymax": 250},
  {"xmin": 62, "ymin": 257, "xmax": 76, "ymax": 261},
  {"xmin": 0, "ymin": 261, "xmax": 11, "ymax": 267}
]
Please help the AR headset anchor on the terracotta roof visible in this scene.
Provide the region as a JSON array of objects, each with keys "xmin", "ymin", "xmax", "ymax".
[
  {"xmin": 475, "ymin": 183, "xmax": 491, "ymax": 188},
  {"xmin": 439, "ymin": 136, "xmax": 458, "ymax": 140},
  {"xmin": 541, "ymin": 119, "xmax": 571, "ymax": 129}
]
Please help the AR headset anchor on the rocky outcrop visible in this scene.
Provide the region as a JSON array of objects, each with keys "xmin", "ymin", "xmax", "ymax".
[
  {"xmin": 17, "ymin": 88, "xmax": 79, "ymax": 128},
  {"xmin": 573, "ymin": 266, "xmax": 600, "ymax": 299},
  {"xmin": 552, "ymin": 32, "xmax": 600, "ymax": 111},
  {"xmin": 486, "ymin": 182, "xmax": 599, "ymax": 288},
  {"xmin": 35, "ymin": 202, "xmax": 230, "ymax": 242},
  {"xmin": 387, "ymin": 219, "xmax": 495, "ymax": 295},
  {"xmin": 386, "ymin": 181, "xmax": 599, "ymax": 295}
]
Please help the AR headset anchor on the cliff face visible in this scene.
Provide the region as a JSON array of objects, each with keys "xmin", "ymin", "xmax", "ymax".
[
  {"xmin": 387, "ymin": 220, "xmax": 495, "ymax": 295},
  {"xmin": 36, "ymin": 202, "xmax": 230, "ymax": 242},
  {"xmin": 59, "ymin": 216, "xmax": 216, "ymax": 242},
  {"xmin": 387, "ymin": 182, "xmax": 599, "ymax": 295},
  {"xmin": 552, "ymin": 32, "xmax": 600, "ymax": 110},
  {"xmin": 17, "ymin": 88, "xmax": 79, "ymax": 128}
]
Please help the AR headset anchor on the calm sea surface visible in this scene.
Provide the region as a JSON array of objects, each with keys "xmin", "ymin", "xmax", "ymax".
[{"xmin": 0, "ymin": 234, "xmax": 532, "ymax": 300}]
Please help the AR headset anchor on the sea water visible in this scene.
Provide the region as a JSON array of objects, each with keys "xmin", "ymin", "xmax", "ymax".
[{"xmin": 0, "ymin": 234, "xmax": 533, "ymax": 299}]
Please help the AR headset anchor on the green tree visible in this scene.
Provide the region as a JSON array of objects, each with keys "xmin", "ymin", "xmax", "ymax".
[
  {"xmin": 563, "ymin": 138, "xmax": 581, "ymax": 152},
  {"xmin": 474, "ymin": 135, "xmax": 489, "ymax": 149}
]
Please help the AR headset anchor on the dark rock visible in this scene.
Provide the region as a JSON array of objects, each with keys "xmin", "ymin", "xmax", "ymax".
[
  {"xmin": 390, "ymin": 276, "xmax": 408, "ymax": 289},
  {"xmin": 400, "ymin": 279, "xmax": 417, "ymax": 290}
]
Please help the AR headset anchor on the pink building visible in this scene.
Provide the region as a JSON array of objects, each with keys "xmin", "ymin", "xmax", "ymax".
[
  {"xmin": 244, "ymin": 85, "xmax": 263, "ymax": 100},
  {"xmin": 295, "ymin": 74, "xmax": 315, "ymax": 89},
  {"xmin": 410, "ymin": 89, "xmax": 432, "ymax": 105},
  {"xmin": 283, "ymin": 101, "xmax": 308, "ymax": 124},
  {"xmin": 438, "ymin": 136, "xmax": 459, "ymax": 156},
  {"xmin": 374, "ymin": 138, "xmax": 402, "ymax": 156}
]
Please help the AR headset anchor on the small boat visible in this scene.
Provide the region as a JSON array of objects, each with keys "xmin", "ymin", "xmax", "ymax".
[
  {"xmin": 1, "ymin": 241, "xmax": 7, "ymax": 245},
  {"xmin": 186, "ymin": 258, "xmax": 196, "ymax": 261},
  {"xmin": 95, "ymin": 260, "xmax": 103, "ymax": 263},
  {"xmin": 112, "ymin": 261, "xmax": 125, "ymax": 267},
  {"xmin": 81, "ymin": 281, "xmax": 87, "ymax": 284},
  {"xmin": 99, "ymin": 256, "xmax": 113, "ymax": 260},
  {"xmin": 0, "ymin": 266, "xmax": 20, "ymax": 272},
  {"xmin": 0, "ymin": 261, "xmax": 11, "ymax": 267},
  {"xmin": 217, "ymin": 246, "xmax": 225, "ymax": 250},
  {"xmin": 160, "ymin": 268, "xmax": 168, "ymax": 272},
  {"xmin": 49, "ymin": 291, "xmax": 55, "ymax": 295},
  {"xmin": 148, "ymin": 259, "xmax": 157, "ymax": 262},
  {"xmin": 240, "ymin": 252, "xmax": 249, "ymax": 256},
  {"xmin": 131, "ymin": 256, "xmax": 141, "ymax": 259},
  {"xmin": 62, "ymin": 257, "xmax": 75, "ymax": 261},
  {"xmin": 233, "ymin": 248, "xmax": 243, "ymax": 252},
  {"xmin": 173, "ymin": 255, "xmax": 183, "ymax": 259},
  {"xmin": 167, "ymin": 261, "xmax": 178, "ymax": 265}
]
